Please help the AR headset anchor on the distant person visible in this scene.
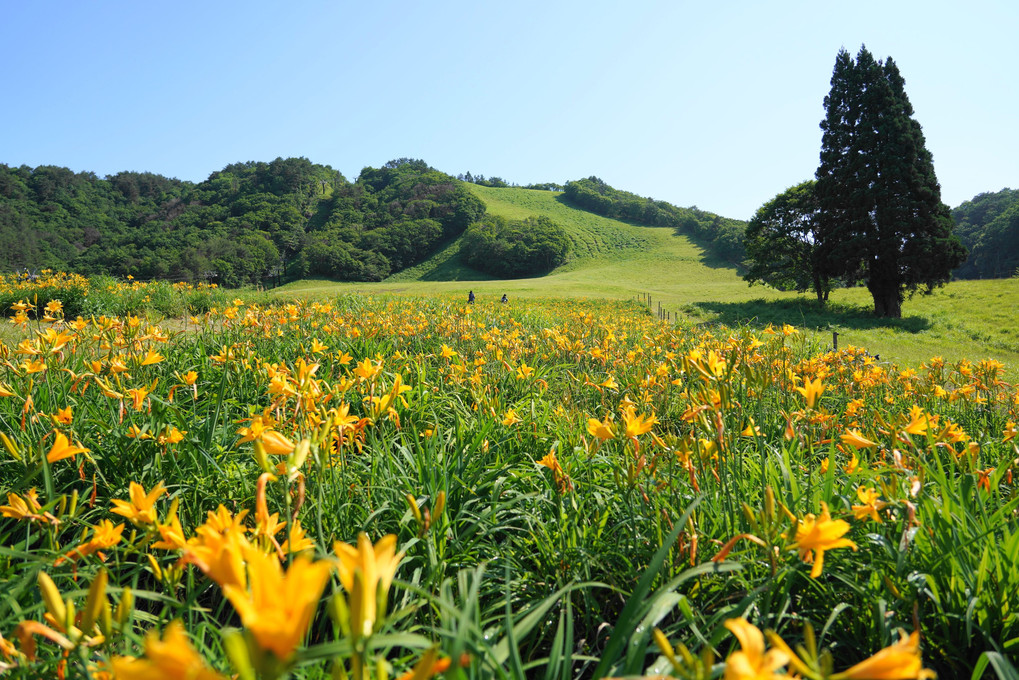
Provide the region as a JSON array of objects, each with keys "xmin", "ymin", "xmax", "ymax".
[
  {"xmin": 501, "ymin": 294, "xmax": 508, "ymax": 304},
  {"xmin": 468, "ymin": 290, "xmax": 475, "ymax": 304}
]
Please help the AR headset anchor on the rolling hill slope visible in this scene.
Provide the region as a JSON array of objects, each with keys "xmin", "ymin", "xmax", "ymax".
[{"xmin": 274, "ymin": 185, "xmax": 1019, "ymax": 375}]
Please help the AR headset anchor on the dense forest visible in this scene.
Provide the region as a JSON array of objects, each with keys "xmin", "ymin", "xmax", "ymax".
[
  {"xmin": 951, "ymin": 188, "xmax": 1019, "ymax": 279},
  {"xmin": 562, "ymin": 176, "xmax": 747, "ymax": 264},
  {"xmin": 0, "ymin": 158, "xmax": 483, "ymax": 286}
]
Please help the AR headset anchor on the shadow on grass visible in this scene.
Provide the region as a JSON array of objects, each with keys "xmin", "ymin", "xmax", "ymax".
[
  {"xmin": 690, "ymin": 298, "xmax": 932, "ymax": 333},
  {"xmin": 416, "ymin": 257, "xmax": 494, "ymax": 282}
]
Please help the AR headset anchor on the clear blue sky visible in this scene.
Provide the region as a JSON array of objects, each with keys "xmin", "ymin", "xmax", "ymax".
[{"xmin": 2, "ymin": 0, "xmax": 1016, "ymax": 220}]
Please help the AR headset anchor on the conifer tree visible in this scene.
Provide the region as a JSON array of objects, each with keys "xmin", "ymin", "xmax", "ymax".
[{"xmin": 815, "ymin": 46, "xmax": 966, "ymax": 318}]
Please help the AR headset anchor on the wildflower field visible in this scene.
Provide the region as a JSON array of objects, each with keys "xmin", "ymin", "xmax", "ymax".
[{"xmin": 0, "ymin": 273, "xmax": 1017, "ymax": 679}]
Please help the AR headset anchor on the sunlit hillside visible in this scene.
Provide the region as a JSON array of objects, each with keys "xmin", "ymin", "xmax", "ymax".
[{"xmin": 273, "ymin": 186, "xmax": 1019, "ymax": 375}]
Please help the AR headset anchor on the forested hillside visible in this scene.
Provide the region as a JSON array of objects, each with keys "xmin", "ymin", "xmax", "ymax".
[
  {"xmin": 952, "ymin": 188, "xmax": 1019, "ymax": 279},
  {"xmin": 0, "ymin": 158, "xmax": 483, "ymax": 285},
  {"xmin": 562, "ymin": 176, "xmax": 746, "ymax": 264}
]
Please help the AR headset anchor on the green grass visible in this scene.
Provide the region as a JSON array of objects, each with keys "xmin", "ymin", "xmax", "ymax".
[
  {"xmin": 269, "ymin": 186, "xmax": 1019, "ymax": 376},
  {"xmin": 3, "ymin": 285, "xmax": 1017, "ymax": 678}
]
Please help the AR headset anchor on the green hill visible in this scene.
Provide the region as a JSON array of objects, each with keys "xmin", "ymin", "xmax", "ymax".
[
  {"xmin": 952, "ymin": 187, "xmax": 1019, "ymax": 278},
  {"xmin": 275, "ymin": 185, "xmax": 1019, "ymax": 377}
]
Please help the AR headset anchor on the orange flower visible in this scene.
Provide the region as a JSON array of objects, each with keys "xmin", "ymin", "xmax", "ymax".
[
  {"xmin": 111, "ymin": 481, "xmax": 166, "ymax": 527},
  {"xmin": 46, "ymin": 431, "xmax": 89, "ymax": 463},
  {"xmin": 621, "ymin": 405, "xmax": 658, "ymax": 443},
  {"xmin": 56, "ymin": 520, "xmax": 124, "ymax": 564},
  {"xmin": 151, "ymin": 500, "xmax": 188, "ymax": 551},
  {"xmin": 840, "ymin": 429, "xmax": 878, "ymax": 449},
  {"xmin": 830, "ymin": 630, "xmax": 935, "ymax": 679},
  {"xmin": 502, "ymin": 409, "xmax": 522, "ymax": 427},
  {"xmin": 0, "ymin": 489, "xmax": 50, "ymax": 523},
  {"xmin": 794, "ymin": 377, "xmax": 825, "ymax": 409},
  {"xmin": 183, "ymin": 508, "xmax": 251, "ymax": 589},
  {"xmin": 260, "ymin": 430, "xmax": 296, "ymax": 456},
  {"xmin": 790, "ymin": 502, "xmax": 857, "ymax": 578},
  {"xmin": 586, "ymin": 416, "xmax": 616, "ymax": 442},
  {"xmin": 903, "ymin": 406, "xmax": 930, "ymax": 436},
  {"xmin": 334, "ymin": 534, "xmax": 404, "ymax": 640},
  {"xmin": 723, "ymin": 618, "xmax": 795, "ymax": 680},
  {"xmin": 139, "ymin": 350, "xmax": 164, "ymax": 366},
  {"xmin": 537, "ymin": 450, "xmax": 572, "ymax": 492},
  {"xmin": 851, "ymin": 487, "xmax": 887, "ymax": 523},
  {"xmin": 221, "ymin": 549, "xmax": 332, "ymax": 662},
  {"xmin": 111, "ymin": 621, "xmax": 227, "ymax": 680}
]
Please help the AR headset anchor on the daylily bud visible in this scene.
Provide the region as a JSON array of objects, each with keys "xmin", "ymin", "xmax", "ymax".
[
  {"xmin": 80, "ymin": 569, "xmax": 108, "ymax": 632},
  {"xmin": 288, "ymin": 438, "xmax": 310, "ymax": 474},
  {"xmin": 99, "ymin": 599, "xmax": 113, "ymax": 637},
  {"xmin": 433, "ymin": 490, "xmax": 446, "ymax": 520},
  {"xmin": 253, "ymin": 439, "xmax": 271, "ymax": 473},
  {"xmin": 0, "ymin": 431, "xmax": 21, "ymax": 460},
  {"xmin": 405, "ymin": 494, "xmax": 423, "ymax": 526},
  {"xmin": 115, "ymin": 587, "xmax": 133, "ymax": 626},
  {"xmin": 223, "ymin": 629, "xmax": 255, "ymax": 680},
  {"xmin": 38, "ymin": 572, "xmax": 66, "ymax": 627}
]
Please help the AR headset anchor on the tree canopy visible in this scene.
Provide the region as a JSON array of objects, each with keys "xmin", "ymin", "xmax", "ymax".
[
  {"xmin": 460, "ymin": 215, "xmax": 571, "ymax": 278},
  {"xmin": 813, "ymin": 46, "xmax": 966, "ymax": 317},
  {"xmin": 951, "ymin": 188, "xmax": 1019, "ymax": 279},
  {"xmin": 0, "ymin": 158, "xmax": 484, "ymax": 286},
  {"xmin": 743, "ymin": 180, "xmax": 831, "ymax": 303}
]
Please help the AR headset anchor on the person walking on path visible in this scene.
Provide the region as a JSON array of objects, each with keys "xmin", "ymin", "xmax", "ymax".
[{"xmin": 468, "ymin": 290, "xmax": 475, "ymax": 304}]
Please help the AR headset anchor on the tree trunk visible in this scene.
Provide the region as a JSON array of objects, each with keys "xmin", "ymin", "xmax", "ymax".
[{"xmin": 870, "ymin": 285, "xmax": 902, "ymax": 318}]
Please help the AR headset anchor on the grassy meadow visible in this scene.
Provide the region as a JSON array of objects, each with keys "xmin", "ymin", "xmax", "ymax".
[
  {"xmin": 278, "ymin": 186, "xmax": 1019, "ymax": 377},
  {"xmin": 0, "ymin": 268, "xmax": 1017, "ymax": 679}
]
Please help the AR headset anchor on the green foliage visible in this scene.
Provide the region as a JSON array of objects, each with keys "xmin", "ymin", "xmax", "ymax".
[
  {"xmin": 0, "ymin": 158, "xmax": 485, "ymax": 288},
  {"xmin": 815, "ymin": 46, "xmax": 967, "ymax": 317},
  {"xmin": 562, "ymin": 177, "xmax": 746, "ymax": 263},
  {"xmin": 294, "ymin": 159, "xmax": 485, "ymax": 281},
  {"xmin": 743, "ymin": 180, "xmax": 832, "ymax": 303},
  {"xmin": 952, "ymin": 188, "xmax": 1019, "ymax": 279},
  {"xmin": 461, "ymin": 215, "xmax": 571, "ymax": 277}
]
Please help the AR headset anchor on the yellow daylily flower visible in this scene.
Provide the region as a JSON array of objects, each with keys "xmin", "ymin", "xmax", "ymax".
[
  {"xmin": 260, "ymin": 430, "xmax": 296, "ymax": 456},
  {"xmin": 790, "ymin": 502, "xmax": 857, "ymax": 578},
  {"xmin": 586, "ymin": 416, "xmax": 616, "ymax": 442},
  {"xmin": 831, "ymin": 630, "xmax": 935, "ymax": 679},
  {"xmin": 111, "ymin": 621, "xmax": 227, "ymax": 680},
  {"xmin": 794, "ymin": 377, "xmax": 825, "ymax": 409},
  {"xmin": 903, "ymin": 405, "xmax": 930, "ymax": 436},
  {"xmin": 111, "ymin": 481, "xmax": 166, "ymax": 527},
  {"xmin": 502, "ymin": 409, "xmax": 522, "ymax": 426},
  {"xmin": 723, "ymin": 618, "xmax": 795, "ymax": 680},
  {"xmin": 333, "ymin": 534, "xmax": 405, "ymax": 640},
  {"xmin": 621, "ymin": 405, "xmax": 658, "ymax": 442},
  {"xmin": 221, "ymin": 548, "xmax": 332, "ymax": 662},
  {"xmin": 841, "ymin": 428, "xmax": 879, "ymax": 449},
  {"xmin": 46, "ymin": 431, "xmax": 89, "ymax": 463},
  {"xmin": 852, "ymin": 487, "xmax": 888, "ymax": 523}
]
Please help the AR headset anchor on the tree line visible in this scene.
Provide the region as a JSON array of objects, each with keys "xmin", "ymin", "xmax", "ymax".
[
  {"xmin": 0, "ymin": 158, "xmax": 484, "ymax": 286},
  {"xmin": 951, "ymin": 188, "xmax": 1019, "ymax": 279}
]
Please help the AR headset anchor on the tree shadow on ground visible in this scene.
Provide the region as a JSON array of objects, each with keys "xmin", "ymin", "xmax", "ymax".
[
  {"xmin": 416, "ymin": 257, "xmax": 494, "ymax": 282},
  {"xmin": 668, "ymin": 226, "xmax": 744, "ymax": 272},
  {"xmin": 689, "ymin": 298, "xmax": 932, "ymax": 333}
]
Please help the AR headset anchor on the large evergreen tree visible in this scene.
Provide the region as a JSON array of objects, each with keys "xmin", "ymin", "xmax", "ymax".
[{"xmin": 815, "ymin": 46, "xmax": 966, "ymax": 318}]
